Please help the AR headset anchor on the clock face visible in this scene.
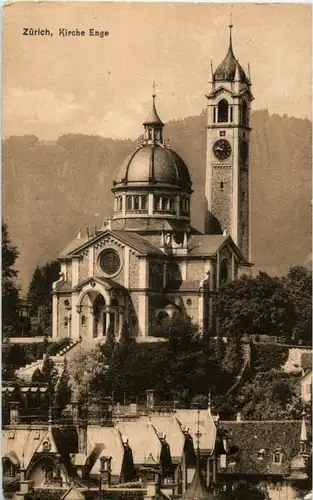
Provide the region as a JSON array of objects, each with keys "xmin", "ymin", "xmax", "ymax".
[
  {"xmin": 240, "ymin": 140, "xmax": 249, "ymax": 164},
  {"xmin": 213, "ymin": 139, "xmax": 232, "ymax": 161}
]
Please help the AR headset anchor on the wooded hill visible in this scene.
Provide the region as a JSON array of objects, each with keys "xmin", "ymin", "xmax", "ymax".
[{"xmin": 3, "ymin": 110, "xmax": 311, "ymax": 291}]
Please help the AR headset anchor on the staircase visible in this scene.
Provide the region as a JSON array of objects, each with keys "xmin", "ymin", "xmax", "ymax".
[{"xmin": 16, "ymin": 339, "xmax": 82, "ymax": 381}]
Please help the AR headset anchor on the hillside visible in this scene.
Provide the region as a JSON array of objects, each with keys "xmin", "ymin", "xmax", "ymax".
[{"xmin": 2, "ymin": 110, "xmax": 312, "ymax": 292}]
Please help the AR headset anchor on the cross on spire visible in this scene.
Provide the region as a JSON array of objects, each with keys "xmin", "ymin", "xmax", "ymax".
[
  {"xmin": 229, "ymin": 6, "xmax": 233, "ymax": 48},
  {"xmin": 195, "ymin": 408, "xmax": 202, "ymax": 459},
  {"xmin": 152, "ymin": 80, "xmax": 156, "ymax": 99}
]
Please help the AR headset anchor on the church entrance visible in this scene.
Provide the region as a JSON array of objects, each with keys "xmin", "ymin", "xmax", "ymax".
[{"xmin": 79, "ymin": 290, "xmax": 123, "ymax": 341}]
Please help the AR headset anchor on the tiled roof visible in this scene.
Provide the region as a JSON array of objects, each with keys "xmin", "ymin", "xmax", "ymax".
[
  {"xmin": 60, "ymin": 229, "xmax": 164, "ymax": 258},
  {"xmin": 2, "ymin": 427, "xmax": 47, "ymax": 468},
  {"xmin": 175, "ymin": 410, "xmax": 216, "ymax": 455},
  {"xmin": 218, "ymin": 420, "xmax": 308, "ymax": 476},
  {"xmin": 87, "ymin": 426, "xmax": 125, "ymax": 477},
  {"xmin": 187, "ymin": 235, "xmax": 227, "ymax": 256},
  {"xmin": 116, "ymin": 421, "xmax": 162, "ymax": 466},
  {"xmin": 141, "ymin": 416, "xmax": 186, "ymax": 461}
]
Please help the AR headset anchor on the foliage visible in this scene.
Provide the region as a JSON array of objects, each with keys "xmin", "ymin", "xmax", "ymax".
[
  {"xmin": 217, "ymin": 481, "xmax": 270, "ymax": 500},
  {"xmin": 120, "ymin": 320, "xmax": 132, "ymax": 346},
  {"xmin": 217, "ymin": 271, "xmax": 296, "ymax": 338},
  {"xmin": 40, "ymin": 354, "xmax": 59, "ymax": 399},
  {"xmin": 236, "ymin": 369, "xmax": 299, "ymax": 420},
  {"xmin": 105, "ymin": 321, "xmax": 116, "ymax": 353},
  {"xmin": 283, "ymin": 266, "xmax": 312, "ymax": 345},
  {"xmin": 27, "ymin": 260, "xmax": 60, "ymax": 333},
  {"xmin": 222, "ymin": 338, "xmax": 243, "ymax": 375},
  {"xmin": 251, "ymin": 343, "xmax": 289, "ymax": 372},
  {"xmin": 2, "ymin": 221, "xmax": 20, "ymax": 333},
  {"xmin": 54, "ymin": 359, "xmax": 72, "ymax": 411},
  {"xmin": 68, "ymin": 346, "xmax": 108, "ymax": 403}
]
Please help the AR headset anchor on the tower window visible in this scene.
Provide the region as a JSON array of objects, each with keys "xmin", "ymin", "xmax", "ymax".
[
  {"xmin": 169, "ymin": 197, "xmax": 175, "ymax": 211},
  {"xmin": 154, "ymin": 196, "xmax": 161, "ymax": 210},
  {"xmin": 162, "ymin": 197, "xmax": 169, "ymax": 211},
  {"xmin": 126, "ymin": 196, "xmax": 132, "ymax": 210},
  {"xmin": 220, "ymin": 181, "xmax": 224, "ymax": 190},
  {"xmin": 134, "ymin": 196, "xmax": 140, "ymax": 210},
  {"xmin": 81, "ymin": 315, "xmax": 86, "ymax": 326},
  {"xmin": 220, "ymin": 131, "xmax": 226, "ymax": 137},
  {"xmin": 148, "ymin": 128, "xmax": 152, "ymax": 140},
  {"xmin": 242, "ymin": 102, "xmax": 248, "ymax": 126},
  {"xmin": 142, "ymin": 196, "xmax": 148, "ymax": 210},
  {"xmin": 230, "ymin": 107, "xmax": 233, "ymax": 122},
  {"xmin": 218, "ymin": 99, "xmax": 229, "ymax": 123},
  {"xmin": 213, "ymin": 107, "xmax": 217, "ymax": 123}
]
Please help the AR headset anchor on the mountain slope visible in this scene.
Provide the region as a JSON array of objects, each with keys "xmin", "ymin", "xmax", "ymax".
[{"xmin": 3, "ymin": 111, "xmax": 311, "ymax": 292}]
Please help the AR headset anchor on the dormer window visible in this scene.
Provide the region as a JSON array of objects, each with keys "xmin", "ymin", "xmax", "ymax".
[{"xmin": 273, "ymin": 450, "xmax": 283, "ymax": 464}]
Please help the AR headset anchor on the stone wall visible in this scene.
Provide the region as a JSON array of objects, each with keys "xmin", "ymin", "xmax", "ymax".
[{"xmin": 129, "ymin": 251, "xmax": 139, "ymax": 288}]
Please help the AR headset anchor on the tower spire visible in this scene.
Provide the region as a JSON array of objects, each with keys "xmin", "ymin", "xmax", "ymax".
[
  {"xmin": 229, "ymin": 7, "xmax": 233, "ymax": 50},
  {"xmin": 143, "ymin": 82, "xmax": 164, "ymax": 145}
]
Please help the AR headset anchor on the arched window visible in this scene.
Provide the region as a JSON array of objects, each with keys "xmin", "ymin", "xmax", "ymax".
[
  {"xmin": 162, "ymin": 198, "xmax": 169, "ymax": 211},
  {"xmin": 220, "ymin": 259, "xmax": 229, "ymax": 283},
  {"xmin": 154, "ymin": 196, "xmax": 161, "ymax": 210},
  {"xmin": 213, "ymin": 107, "xmax": 217, "ymax": 123},
  {"xmin": 169, "ymin": 197, "xmax": 175, "ymax": 211},
  {"xmin": 273, "ymin": 451, "xmax": 283, "ymax": 464},
  {"xmin": 148, "ymin": 128, "xmax": 152, "ymax": 140},
  {"xmin": 134, "ymin": 196, "xmax": 140, "ymax": 210},
  {"xmin": 142, "ymin": 196, "xmax": 148, "ymax": 210},
  {"xmin": 64, "ymin": 317, "xmax": 68, "ymax": 327},
  {"xmin": 81, "ymin": 315, "xmax": 86, "ymax": 326},
  {"xmin": 220, "ymin": 181, "xmax": 224, "ymax": 190},
  {"xmin": 126, "ymin": 196, "xmax": 132, "ymax": 210},
  {"xmin": 118, "ymin": 197, "xmax": 123, "ymax": 210},
  {"xmin": 218, "ymin": 99, "xmax": 229, "ymax": 123},
  {"xmin": 242, "ymin": 102, "xmax": 248, "ymax": 125}
]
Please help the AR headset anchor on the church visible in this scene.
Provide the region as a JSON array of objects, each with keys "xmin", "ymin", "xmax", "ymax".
[{"xmin": 52, "ymin": 27, "xmax": 253, "ymax": 343}]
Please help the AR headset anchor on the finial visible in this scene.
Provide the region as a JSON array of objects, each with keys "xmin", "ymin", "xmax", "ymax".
[
  {"xmin": 86, "ymin": 226, "xmax": 90, "ymax": 239},
  {"xmin": 248, "ymin": 62, "xmax": 251, "ymax": 83},
  {"xmin": 210, "ymin": 59, "xmax": 214, "ymax": 80},
  {"xmin": 76, "ymin": 228, "xmax": 81, "ymax": 239},
  {"xmin": 152, "ymin": 80, "xmax": 156, "ymax": 99},
  {"xmin": 229, "ymin": 6, "xmax": 233, "ymax": 48}
]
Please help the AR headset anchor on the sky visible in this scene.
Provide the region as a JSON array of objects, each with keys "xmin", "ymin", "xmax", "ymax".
[{"xmin": 3, "ymin": 2, "xmax": 312, "ymax": 140}]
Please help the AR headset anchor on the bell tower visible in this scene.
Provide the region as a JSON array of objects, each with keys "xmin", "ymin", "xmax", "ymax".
[{"xmin": 205, "ymin": 24, "xmax": 253, "ymax": 260}]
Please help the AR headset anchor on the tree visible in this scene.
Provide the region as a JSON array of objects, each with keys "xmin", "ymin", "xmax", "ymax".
[
  {"xmin": 2, "ymin": 221, "xmax": 20, "ymax": 334},
  {"xmin": 222, "ymin": 337, "xmax": 243, "ymax": 375},
  {"xmin": 105, "ymin": 322, "xmax": 116, "ymax": 352},
  {"xmin": 41, "ymin": 354, "xmax": 59, "ymax": 400},
  {"xmin": 54, "ymin": 359, "xmax": 72, "ymax": 412},
  {"xmin": 284, "ymin": 266, "xmax": 312, "ymax": 344},
  {"xmin": 27, "ymin": 260, "xmax": 60, "ymax": 335},
  {"xmin": 217, "ymin": 481, "xmax": 270, "ymax": 500},
  {"xmin": 68, "ymin": 346, "xmax": 108, "ymax": 404},
  {"xmin": 217, "ymin": 272, "xmax": 296, "ymax": 338},
  {"xmin": 120, "ymin": 320, "xmax": 132, "ymax": 346},
  {"xmin": 166, "ymin": 314, "xmax": 199, "ymax": 353}
]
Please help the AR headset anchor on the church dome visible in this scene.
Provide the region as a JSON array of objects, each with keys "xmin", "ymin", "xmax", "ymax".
[{"xmin": 114, "ymin": 143, "xmax": 192, "ymax": 191}]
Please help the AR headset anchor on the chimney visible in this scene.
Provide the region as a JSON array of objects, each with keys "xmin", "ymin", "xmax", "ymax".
[
  {"xmin": 14, "ymin": 468, "xmax": 34, "ymax": 500},
  {"xmin": 100, "ymin": 456, "xmax": 112, "ymax": 487},
  {"xmin": 9, "ymin": 402, "xmax": 19, "ymax": 425},
  {"xmin": 72, "ymin": 401, "xmax": 87, "ymax": 454}
]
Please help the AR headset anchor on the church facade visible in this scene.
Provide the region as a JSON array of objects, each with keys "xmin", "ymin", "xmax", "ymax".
[{"xmin": 52, "ymin": 28, "xmax": 252, "ymax": 343}]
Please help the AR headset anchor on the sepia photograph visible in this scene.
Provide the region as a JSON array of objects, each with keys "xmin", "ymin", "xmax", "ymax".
[{"xmin": 2, "ymin": 2, "xmax": 312, "ymax": 500}]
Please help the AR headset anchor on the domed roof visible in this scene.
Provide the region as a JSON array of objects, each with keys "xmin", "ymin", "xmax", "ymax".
[
  {"xmin": 214, "ymin": 28, "xmax": 248, "ymax": 84},
  {"xmin": 114, "ymin": 144, "xmax": 192, "ymax": 191}
]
